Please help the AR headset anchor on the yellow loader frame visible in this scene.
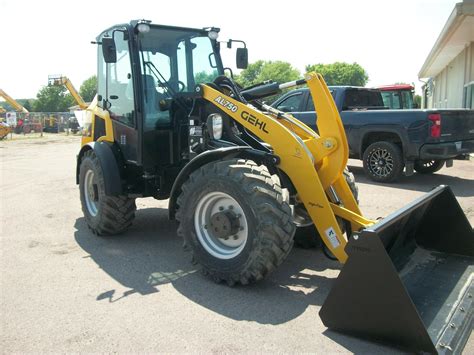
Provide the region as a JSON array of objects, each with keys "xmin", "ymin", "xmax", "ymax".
[{"xmin": 201, "ymin": 72, "xmax": 375, "ymax": 262}]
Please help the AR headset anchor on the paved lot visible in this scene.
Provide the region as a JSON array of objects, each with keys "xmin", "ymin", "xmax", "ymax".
[{"xmin": 1, "ymin": 135, "xmax": 473, "ymax": 353}]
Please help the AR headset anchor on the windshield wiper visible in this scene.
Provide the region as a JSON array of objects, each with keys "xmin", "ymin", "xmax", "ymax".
[
  {"xmin": 143, "ymin": 61, "xmax": 189, "ymax": 112},
  {"xmin": 144, "ymin": 61, "xmax": 177, "ymax": 98}
]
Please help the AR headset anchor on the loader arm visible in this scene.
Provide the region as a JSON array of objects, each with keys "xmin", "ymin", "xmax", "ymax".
[
  {"xmin": 201, "ymin": 72, "xmax": 374, "ymax": 263},
  {"xmin": 48, "ymin": 76, "xmax": 88, "ymax": 110},
  {"xmin": 0, "ymin": 89, "xmax": 29, "ymax": 113}
]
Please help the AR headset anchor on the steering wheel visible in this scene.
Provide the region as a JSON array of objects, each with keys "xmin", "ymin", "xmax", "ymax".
[{"xmin": 177, "ymin": 80, "xmax": 186, "ymax": 92}]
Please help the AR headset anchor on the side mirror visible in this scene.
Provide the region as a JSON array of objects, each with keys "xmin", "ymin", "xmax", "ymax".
[
  {"xmin": 236, "ymin": 48, "xmax": 248, "ymax": 69},
  {"xmin": 102, "ymin": 37, "xmax": 117, "ymax": 64}
]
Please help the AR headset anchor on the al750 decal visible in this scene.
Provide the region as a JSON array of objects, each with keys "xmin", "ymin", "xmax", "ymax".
[
  {"xmin": 214, "ymin": 95, "xmax": 269, "ymax": 134},
  {"xmin": 214, "ymin": 96, "xmax": 238, "ymax": 113}
]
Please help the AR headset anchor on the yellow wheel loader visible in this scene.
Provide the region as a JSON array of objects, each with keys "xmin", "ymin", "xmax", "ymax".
[{"xmin": 77, "ymin": 20, "xmax": 473, "ymax": 354}]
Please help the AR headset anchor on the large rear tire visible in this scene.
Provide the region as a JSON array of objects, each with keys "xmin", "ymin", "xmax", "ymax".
[
  {"xmin": 79, "ymin": 150, "xmax": 136, "ymax": 236},
  {"xmin": 176, "ymin": 159, "xmax": 295, "ymax": 286},
  {"xmin": 293, "ymin": 168, "xmax": 358, "ymax": 249}
]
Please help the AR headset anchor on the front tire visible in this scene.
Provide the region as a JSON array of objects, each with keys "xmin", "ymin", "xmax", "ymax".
[
  {"xmin": 363, "ymin": 141, "xmax": 404, "ymax": 183},
  {"xmin": 79, "ymin": 150, "xmax": 136, "ymax": 236},
  {"xmin": 176, "ymin": 159, "xmax": 295, "ymax": 286},
  {"xmin": 414, "ymin": 159, "xmax": 444, "ymax": 174}
]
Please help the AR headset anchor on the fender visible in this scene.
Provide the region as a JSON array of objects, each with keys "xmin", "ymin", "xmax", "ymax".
[
  {"xmin": 76, "ymin": 141, "xmax": 123, "ymax": 196},
  {"xmin": 168, "ymin": 146, "xmax": 279, "ymax": 219},
  {"xmin": 358, "ymin": 127, "xmax": 411, "ymax": 158}
]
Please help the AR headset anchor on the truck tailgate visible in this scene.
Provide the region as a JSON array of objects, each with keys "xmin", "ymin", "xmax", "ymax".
[{"xmin": 436, "ymin": 109, "xmax": 474, "ymax": 141}]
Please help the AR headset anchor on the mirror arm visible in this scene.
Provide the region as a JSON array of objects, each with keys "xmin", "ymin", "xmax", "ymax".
[{"xmin": 227, "ymin": 39, "xmax": 247, "ymax": 49}]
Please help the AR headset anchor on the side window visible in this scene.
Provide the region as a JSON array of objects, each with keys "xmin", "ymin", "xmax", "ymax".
[
  {"xmin": 192, "ymin": 37, "xmax": 218, "ymax": 85},
  {"xmin": 306, "ymin": 90, "xmax": 336, "ymax": 111},
  {"xmin": 107, "ymin": 32, "xmax": 135, "ymax": 126},
  {"xmin": 97, "ymin": 39, "xmax": 107, "ymax": 110},
  {"xmin": 344, "ymin": 90, "xmax": 384, "ymax": 109},
  {"xmin": 463, "ymin": 83, "xmax": 473, "ymax": 109},
  {"xmin": 307, "ymin": 95, "xmax": 315, "ymax": 111},
  {"xmin": 401, "ymin": 90, "xmax": 414, "ymax": 109},
  {"xmin": 381, "ymin": 92, "xmax": 401, "ymax": 109},
  {"xmin": 276, "ymin": 93, "xmax": 302, "ymax": 112}
]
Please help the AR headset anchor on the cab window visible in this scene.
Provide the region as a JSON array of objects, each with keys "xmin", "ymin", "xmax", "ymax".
[{"xmin": 97, "ymin": 31, "xmax": 135, "ymax": 127}]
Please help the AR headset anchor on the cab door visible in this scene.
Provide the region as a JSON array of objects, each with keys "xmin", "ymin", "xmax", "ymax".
[{"xmin": 97, "ymin": 30, "xmax": 139, "ymax": 163}]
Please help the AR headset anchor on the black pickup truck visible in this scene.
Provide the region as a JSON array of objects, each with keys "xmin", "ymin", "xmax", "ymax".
[{"xmin": 272, "ymin": 86, "xmax": 474, "ymax": 182}]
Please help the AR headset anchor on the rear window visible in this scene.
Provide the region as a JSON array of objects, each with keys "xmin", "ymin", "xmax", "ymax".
[{"xmin": 342, "ymin": 89, "xmax": 384, "ymax": 110}]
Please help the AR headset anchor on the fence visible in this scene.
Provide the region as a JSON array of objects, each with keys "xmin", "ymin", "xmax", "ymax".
[{"xmin": 0, "ymin": 112, "xmax": 81, "ymax": 138}]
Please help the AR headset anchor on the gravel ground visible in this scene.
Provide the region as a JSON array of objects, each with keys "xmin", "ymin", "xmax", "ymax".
[{"xmin": 1, "ymin": 134, "xmax": 472, "ymax": 353}]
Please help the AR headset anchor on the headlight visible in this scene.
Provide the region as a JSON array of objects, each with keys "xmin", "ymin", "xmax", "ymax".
[
  {"xmin": 137, "ymin": 23, "xmax": 150, "ymax": 33},
  {"xmin": 208, "ymin": 31, "xmax": 219, "ymax": 40},
  {"xmin": 208, "ymin": 113, "xmax": 223, "ymax": 140}
]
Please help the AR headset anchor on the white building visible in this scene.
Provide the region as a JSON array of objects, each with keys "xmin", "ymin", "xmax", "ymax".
[{"xmin": 419, "ymin": 0, "xmax": 474, "ymax": 109}]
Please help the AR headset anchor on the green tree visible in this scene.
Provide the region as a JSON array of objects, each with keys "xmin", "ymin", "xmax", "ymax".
[
  {"xmin": 236, "ymin": 60, "xmax": 301, "ymax": 88},
  {"xmin": 194, "ymin": 70, "xmax": 219, "ymax": 85},
  {"xmin": 414, "ymin": 94, "xmax": 422, "ymax": 108},
  {"xmin": 305, "ymin": 62, "xmax": 369, "ymax": 86},
  {"xmin": 21, "ymin": 100, "xmax": 32, "ymax": 112},
  {"xmin": 235, "ymin": 60, "xmax": 265, "ymax": 88},
  {"xmin": 79, "ymin": 75, "xmax": 97, "ymax": 102},
  {"xmin": 33, "ymin": 86, "xmax": 75, "ymax": 112}
]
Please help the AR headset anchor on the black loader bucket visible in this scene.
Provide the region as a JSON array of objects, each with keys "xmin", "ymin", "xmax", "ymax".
[{"xmin": 320, "ymin": 185, "xmax": 473, "ymax": 354}]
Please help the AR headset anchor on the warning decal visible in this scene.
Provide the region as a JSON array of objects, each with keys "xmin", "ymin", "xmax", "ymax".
[{"xmin": 325, "ymin": 227, "xmax": 340, "ymax": 249}]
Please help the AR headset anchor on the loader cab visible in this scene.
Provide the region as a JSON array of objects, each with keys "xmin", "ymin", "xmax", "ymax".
[{"xmin": 96, "ymin": 21, "xmax": 225, "ymax": 171}]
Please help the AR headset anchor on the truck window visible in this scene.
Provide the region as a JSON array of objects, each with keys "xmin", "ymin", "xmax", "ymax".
[
  {"xmin": 381, "ymin": 91, "xmax": 401, "ymax": 109},
  {"xmin": 275, "ymin": 93, "xmax": 303, "ymax": 112},
  {"xmin": 306, "ymin": 90, "xmax": 336, "ymax": 111},
  {"xmin": 343, "ymin": 89, "xmax": 384, "ymax": 110},
  {"xmin": 401, "ymin": 90, "xmax": 414, "ymax": 109}
]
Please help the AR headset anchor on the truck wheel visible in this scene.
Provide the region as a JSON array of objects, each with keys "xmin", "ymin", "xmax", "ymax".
[
  {"xmin": 414, "ymin": 160, "xmax": 444, "ymax": 174},
  {"xmin": 363, "ymin": 141, "xmax": 404, "ymax": 183},
  {"xmin": 293, "ymin": 168, "xmax": 358, "ymax": 249},
  {"xmin": 176, "ymin": 159, "xmax": 295, "ymax": 286},
  {"xmin": 79, "ymin": 150, "xmax": 136, "ymax": 236}
]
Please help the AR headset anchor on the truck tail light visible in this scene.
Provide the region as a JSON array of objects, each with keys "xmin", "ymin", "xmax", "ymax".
[{"xmin": 428, "ymin": 113, "xmax": 441, "ymax": 138}]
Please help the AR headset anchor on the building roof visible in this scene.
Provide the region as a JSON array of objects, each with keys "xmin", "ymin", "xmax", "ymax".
[{"xmin": 418, "ymin": 0, "xmax": 474, "ymax": 78}]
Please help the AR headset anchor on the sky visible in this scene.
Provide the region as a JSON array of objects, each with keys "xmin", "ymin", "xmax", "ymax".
[{"xmin": 0, "ymin": 0, "xmax": 460, "ymax": 99}]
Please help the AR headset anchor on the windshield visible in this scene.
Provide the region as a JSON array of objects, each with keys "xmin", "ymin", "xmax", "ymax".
[{"xmin": 138, "ymin": 27, "xmax": 223, "ymax": 96}]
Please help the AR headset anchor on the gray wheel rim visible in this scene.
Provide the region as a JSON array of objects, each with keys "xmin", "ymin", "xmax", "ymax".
[
  {"xmin": 194, "ymin": 192, "xmax": 248, "ymax": 260},
  {"xmin": 369, "ymin": 148, "xmax": 394, "ymax": 178},
  {"xmin": 84, "ymin": 169, "xmax": 99, "ymax": 217},
  {"xmin": 419, "ymin": 160, "xmax": 436, "ymax": 168}
]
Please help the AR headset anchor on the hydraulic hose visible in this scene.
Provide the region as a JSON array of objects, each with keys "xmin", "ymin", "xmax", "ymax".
[{"xmin": 240, "ymin": 78, "xmax": 306, "ymax": 101}]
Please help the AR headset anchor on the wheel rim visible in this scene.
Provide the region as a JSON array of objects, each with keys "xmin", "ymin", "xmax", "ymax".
[
  {"xmin": 84, "ymin": 169, "xmax": 99, "ymax": 217},
  {"xmin": 368, "ymin": 148, "xmax": 394, "ymax": 178},
  {"xmin": 194, "ymin": 192, "xmax": 248, "ymax": 260},
  {"xmin": 419, "ymin": 160, "xmax": 436, "ymax": 168}
]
